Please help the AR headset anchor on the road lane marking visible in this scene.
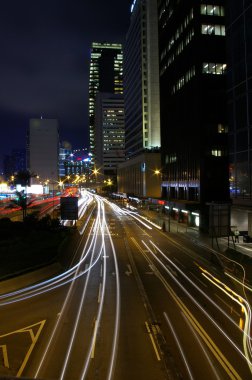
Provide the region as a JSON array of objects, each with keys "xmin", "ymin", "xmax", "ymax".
[
  {"xmin": 135, "ymin": 240, "xmax": 243, "ymax": 380},
  {"xmin": 125, "ymin": 264, "xmax": 132, "ymax": 276},
  {"xmin": 91, "ymin": 320, "xmax": 98, "ymax": 359},
  {"xmin": 0, "ymin": 320, "xmax": 46, "ymax": 375},
  {"xmin": 16, "ymin": 320, "xmax": 46, "ymax": 377},
  {"xmin": 145, "ymin": 321, "xmax": 161, "ymax": 361},
  {"xmin": 161, "ymin": 280, "xmax": 242, "ymax": 380},
  {"xmin": 98, "ymin": 283, "xmax": 102, "ymax": 303},
  {"xmin": 0, "ymin": 345, "xmax": 9, "ymax": 368}
]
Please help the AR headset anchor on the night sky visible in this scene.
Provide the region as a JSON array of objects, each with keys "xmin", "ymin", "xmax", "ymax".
[{"xmin": 0, "ymin": 0, "xmax": 132, "ymax": 171}]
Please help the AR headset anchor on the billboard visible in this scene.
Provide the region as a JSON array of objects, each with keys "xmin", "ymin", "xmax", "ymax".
[{"xmin": 60, "ymin": 196, "xmax": 78, "ymax": 220}]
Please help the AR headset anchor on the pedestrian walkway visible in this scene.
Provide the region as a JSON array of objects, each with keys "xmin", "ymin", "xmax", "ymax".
[{"xmin": 138, "ymin": 207, "xmax": 252, "ymax": 281}]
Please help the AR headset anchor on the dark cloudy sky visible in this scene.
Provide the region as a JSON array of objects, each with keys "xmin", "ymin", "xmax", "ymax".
[{"xmin": 0, "ymin": 0, "xmax": 131, "ymax": 171}]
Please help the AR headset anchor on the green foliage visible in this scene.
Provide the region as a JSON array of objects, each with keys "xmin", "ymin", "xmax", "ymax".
[
  {"xmin": 12, "ymin": 190, "xmax": 28, "ymax": 220},
  {"xmin": 0, "ymin": 218, "xmax": 73, "ymax": 279},
  {"xmin": 14, "ymin": 170, "xmax": 37, "ymax": 186}
]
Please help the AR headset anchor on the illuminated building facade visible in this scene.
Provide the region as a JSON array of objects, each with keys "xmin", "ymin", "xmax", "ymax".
[
  {"xmin": 88, "ymin": 42, "xmax": 123, "ymax": 166},
  {"xmin": 95, "ymin": 93, "xmax": 125, "ymax": 181},
  {"xmin": 158, "ymin": 0, "xmax": 230, "ymax": 230},
  {"xmin": 117, "ymin": 0, "xmax": 161, "ymax": 197},
  {"xmin": 226, "ymin": 1, "xmax": 252, "ymax": 199},
  {"xmin": 124, "ymin": 0, "xmax": 161, "ymax": 157},
  {"xmin": 63, "ymin": 148, "xmax": 91, "ymax": 177}
]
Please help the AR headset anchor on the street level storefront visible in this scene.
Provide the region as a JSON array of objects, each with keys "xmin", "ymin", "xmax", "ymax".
[{"xmin": 147, "ymin": 198, "xmax": 200, "ymax": 228}]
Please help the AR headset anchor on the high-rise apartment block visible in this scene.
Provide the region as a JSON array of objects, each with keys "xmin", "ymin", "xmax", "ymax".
[
  {"xmin": 117, "ymin": 0, "xmax": 161, "ymax": 198},
  {"xmin": 88, "ymin": 42, "xmax": 123, "ymax": 166},
  {"xmin": 27, "ymin": 118, "xmax": 59, "ymax": 186},
  {"xmin": 158, "ymin": 0, "xmax": 230, "ymax": 230}
]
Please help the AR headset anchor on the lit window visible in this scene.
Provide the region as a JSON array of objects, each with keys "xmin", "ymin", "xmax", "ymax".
[
  {"xmin": 211, "ymin": 149, "xmax": 224, "ymax": 157},
  {"xmin": 218, "ymin": 124, "xmax": 228, "ymax": 133},
  {"xmin": 202, "ymin": 63, "xmax": 226, "ymax": 75},
  {"xmin": 201, "ymin": 24, "xmax": 225, "ymax": 36},
  {"xmin": 201, "ymin": 5, "xmax": 225, "ymax": 17}
]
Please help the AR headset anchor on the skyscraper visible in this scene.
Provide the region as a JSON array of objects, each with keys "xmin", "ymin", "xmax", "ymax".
[
  {"xmin": 117, "ymin": 0, "xmax": 161, "ymax": 198},
  {"xmin": 124, "ymin": 0, "xmax": 161, "ymax": 157},
  {"xmin": 226, "ymin": 1, "xmax": 252, "ymax": 199},
  {"xmin": 27, "ymin": 118, "xmax": 59, "ymax": 187},
  {"xmin": 158, "ymin": 0, "xmax": 230, "ymax": 230},
  {"xmin": 88, "ymin": 42, "xmax": 123, "ymax": 165},
  {"xmin": 94, "ymin": 93, "xmax": 125, "ymax": 181}
]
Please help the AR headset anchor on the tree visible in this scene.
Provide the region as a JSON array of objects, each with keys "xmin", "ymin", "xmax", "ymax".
[
  {"xmin": 12, "ymin": 190, "xmax": 28, "ymax": 220},
  {"xmin": 14, "ymin": 170, "xmax": 37, "ymax": 187}
]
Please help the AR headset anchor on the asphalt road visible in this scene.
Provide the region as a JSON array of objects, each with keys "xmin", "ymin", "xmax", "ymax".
[{"xmin": 0, "ymin": 192, "xmax": 251, "ymax": 380}]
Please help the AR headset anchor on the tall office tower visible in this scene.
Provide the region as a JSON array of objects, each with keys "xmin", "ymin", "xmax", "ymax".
[
  {"xmin": 94, "ymin": 93, "xmax": 125, "ymax": 182},
  {"xmin": 27, "ymin": 118, "xmax": 59, "ymax": 187},
  {"xmin": 158, "ymin": 0, "xmax": 230, "ymax": 230},
  {"xmin": 117, "ymin": 0, "xmax": 161, "ymax": 198},
  {"xmin": 88, "ymin": 42, "xmax": 123, "ymax": 166},
  {"xmin": 226, "ymin": 2, "xmax": 252, "ymax": 199},
  {"xmin": 59, "ymin": 141, "xmax": 72, "ymax": 178}
]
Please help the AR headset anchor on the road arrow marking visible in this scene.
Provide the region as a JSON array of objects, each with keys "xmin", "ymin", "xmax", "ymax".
[{"xmin": 125, "ymin": 264, "xmax": 132, "ymax": 276}]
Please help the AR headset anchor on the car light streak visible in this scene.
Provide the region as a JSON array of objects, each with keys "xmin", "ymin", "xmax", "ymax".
[
  {"xmin": 105, "ymin": 215, "xmax": 121, "ymax": 380},
  {"xmin": 59, "ymin": 210, "xmax": 106, "ymax": 379},
  {"xmin": 0, "ymin": 208, "xmax": 101, "ymax": 306},
  {"xmin": 133, "ymin": 212, "xmax": 162, "ymax": 230},
  {"xmin": 194, "ymin": 240, "xmax": 249, "ymax": 295},
  {"xmin": 200, "ymin": 270, "xmax": 252, "ymax": 374},
  {"xmin": 163, "ymin": 312, "xmax": 194, "ymax": 379},
  {"xmin": 181, "ymin": 311, "xmax": 222, "ymax": 380},
  {"xmin": 122, "ymin": 210, "xmax": 153, "ymax": 229},
  {"xmin": 0, "ymin": 199, "xmax": 97, "ymax": 303},
  {"xmin": 141, "ymin": 240, "xmax": 252, "ymax": 375},
  {"xmin": 34, "ymin": 198, "xmax": 105, "ymax": 378},
  {"xmin": 225, "ymin": 271, "xmax": 252, "ymax": 293},
  {"xmin": 79, "ymin": 195, "xmax": 121, "ymax": 380}
]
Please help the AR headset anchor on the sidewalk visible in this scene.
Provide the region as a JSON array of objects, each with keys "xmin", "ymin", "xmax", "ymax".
[{"xmin": 138, "ymin": 207, "xmax": 252, "ymax": 281}]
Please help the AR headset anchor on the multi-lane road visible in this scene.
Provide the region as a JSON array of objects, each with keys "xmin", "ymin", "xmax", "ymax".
[{"xmin": 0, "ymin": 191, "xmax": 251, "ymax": 379}]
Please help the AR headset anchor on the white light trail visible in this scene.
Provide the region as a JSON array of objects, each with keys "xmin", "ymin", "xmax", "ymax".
[
  {"xmin": 142, "ymin": 240, "xmax": 252, "ymax": 370},
  {"xmin": 164, "ymin": 312, "xmax": 194, "ymax": 380}
]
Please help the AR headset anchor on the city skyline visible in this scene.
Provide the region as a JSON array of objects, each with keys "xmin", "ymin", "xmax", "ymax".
[{"xmin": 0, "ymin": 0, "xmax": 132, "ymax": 172}]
